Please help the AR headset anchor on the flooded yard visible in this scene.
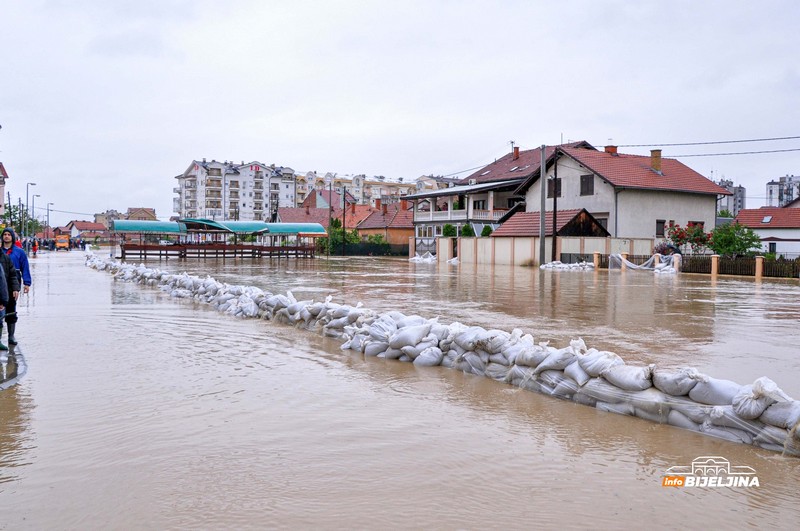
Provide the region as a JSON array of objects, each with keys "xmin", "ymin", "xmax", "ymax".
[{"xmin": 1, "ymin": 251, "xmax": 799, "ymax": 529}]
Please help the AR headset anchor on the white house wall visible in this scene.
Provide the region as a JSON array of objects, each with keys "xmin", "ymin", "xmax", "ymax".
[{"xmin": 754, "ymin": 227, "xmax": 800, "ymax": 256}]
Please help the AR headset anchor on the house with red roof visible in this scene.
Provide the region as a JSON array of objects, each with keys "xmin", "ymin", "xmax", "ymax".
[
  {"xmin": 357, "ymin": 201, "xmax": 414, "ymax": 246},
  {"xmin": 66, "ymin": 220, "xmax": 111, "ymax": 241},
  {"xmin": 405, "ymin": 142, "xmax": 590, "ymax": 253},
  {"xmin": 734, "ymin": 207, "xmax": 800, "ymax": 257},
  {"xmin": 513, "ymin": 144, "xmax": 731, "ymax": 239}
]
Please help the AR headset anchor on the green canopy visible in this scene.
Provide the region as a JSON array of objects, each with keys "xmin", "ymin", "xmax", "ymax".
[
  {"xmin": 180, "ymin": 218, "xmax": 270, "ymax": 234},
  {"xmin": 263, "ymin": 223, "xmax": 327, "ymax": 236},
  {"xmin": 111, "ymin": 220, "xmax": 186, "ymax": 234}
]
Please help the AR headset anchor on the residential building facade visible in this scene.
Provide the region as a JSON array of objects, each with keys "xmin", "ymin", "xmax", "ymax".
[
  {"xmin": 735, "ymin": 207, "xmax": 800, "ymax": 257},
  {"xmin": 716, "ymin": 179, "xmax": 746, "ymax": 216},
  {"xmin": 766, "ymin": 175, "xmax": 800, "ymax": 207}
]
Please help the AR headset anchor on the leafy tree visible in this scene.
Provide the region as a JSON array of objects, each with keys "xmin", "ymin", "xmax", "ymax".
[
  {"xmin": 708, "ymin": 222, "xmax": 763, "ymax": 257},
  {"xmin": 460, "ymin": 224, "xmax": 475, "ymax": 237},
  {"xmin": 317, "ymin": 218, "xmax": 360, "ymax": 254},
  {"xmin": 442, "ymin": 224, "xmax": 457, "ymax": 237},
  {"xmin": 366, "ymin": 234, "xmax": 387, "ymax": 245},
  {"xmin": 718, "ymin": 209, "xmax": 734, "ymax": 218},
  {"xmin": 480, "ymin": 226, "xmax": 493, "ymax": 237},
  {"xmin": 666, "ymin": 222, "xmax": 709, "ymax": 254}
]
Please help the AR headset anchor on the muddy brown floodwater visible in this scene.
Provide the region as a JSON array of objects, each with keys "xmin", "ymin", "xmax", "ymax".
[{"xmin": 1, "ymin": 250, "xmax": 799, "ymax": 529}]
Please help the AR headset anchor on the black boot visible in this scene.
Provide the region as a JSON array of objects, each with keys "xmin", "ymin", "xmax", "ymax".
[{"xmin": 7, "ymin": 323, "xmax": 16, "ymax": 345}]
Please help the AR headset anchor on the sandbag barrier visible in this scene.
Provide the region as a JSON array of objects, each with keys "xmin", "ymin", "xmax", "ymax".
[{"xmin": 85, "ymin": 254, "xmax": 800, "ymax": 457}]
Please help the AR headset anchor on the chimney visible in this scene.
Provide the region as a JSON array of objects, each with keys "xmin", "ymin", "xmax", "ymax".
[
  {"xmin": 513, "ymin": 146, "xmax": 520, "ymax": 160},
  {"xmin": 400, "ymin": 199, "xmax": 408, "ymax": 210},
  {"xmin": 351, "ymin": 202, "xmax": 355, "ymax": 215},
  {"xmin": 650, "ymin": 149, "xmax": 662, "ymax": 173},
  {"xmin": 202, "ymin": 157, "xmax": 206, "ymax": 163},
  {"xmin": 305, "ymin": 205, "xmax": 310, "ymax": 215},
  {"xmin": 382, "ymin": 203, "xmax": 387, "ymax": 215},
  {"xmin": 374, "ymin": 198, "xmax": 381, "ymax": 211},
  {"xmin": 604, "ymin": 145, "xmax": 618, "ymax": 155}
]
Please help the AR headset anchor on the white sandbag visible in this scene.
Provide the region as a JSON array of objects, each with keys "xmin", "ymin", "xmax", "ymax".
[
  {"xmin": 635, "ymin": 407, "xmax": 669, "ymax": 423},
  {"xmin": 688, "ymin": 377, "xmax": 743, "ymax": 405},
  {"xmin": 478, "ymin": 330, "xmax": 512, "ymax": 354},
  {"xmin": 429, "ymin": 323, "xmax": 450, "ymax": 341},
  {"xmin": 453, "ymin": 326, "xmax": 490, "ymax": 352},
  {"xmin": 400, "ymin": 336, "xmax": 438, "ymax": 360},
  {"xmin": 533, "ymin": 347, "xmax": 576, "ymax": 375},
  {"xmin": 552, "ymin": 378, "xmax": 580, "ymax": 399},
  {"xmin": 600, "ymin": 364, "xmax": 654, "ymax": 391},
  {"xmin": 382, "ymin": 347, "xmax": 404, "ymax": 360},
  {"xmin": 414, "ymin": 347, "xmax": 444, "ymax": 367},
  {"xmin": 512, "ymin": 345, "xmax": 549, "ymax": 368},
  {"xmin": 441, "ymin": 350, "xmax": 457, "ymax": 368},
  {"xmin": 369, "ymin": 319, "xmax": 398, "ymax": 342},
  {"xmin": 669, "ymin": 397, "xmax": 713, "ymax": 424},
  {"xmin": 578, "ymin": 349, "xmax": 624, "ymax": 377},
  {"xmin": 708, "ymin": 405, "xmax": 764, "ymax": 437},
  {"xmin": 488, "ymin": 353, "xmax": 510, "ymax": 366},
  {"xmin": 652, "ymin": 367, "xmax": 703, "ymax": 396},
  {"xmin": 580, "ymin": 378, "xmax": 627, "ymax": 404},
  {"xmin": 667, "ymin": 409, "xmax": 702, "ymax": 431},
  {"xmin": 572, "ymin": 392, "xmax": 597, "ymax": 407},
  {"xmin": 538, "ymin": 370, "xmax": 568, "ymax": 389},
  {"xmin": 754, "ymin": 425, "xmax": 791, "ymax": 446},
  {"xmin": 388, "ymin": 323, "xmax": 432, "ymax": 349},
  {"xmin": 484, "ymin": 362, "xmax": 510, "ymax": 381},
  {"xmin": 627, "ymin": 388, "xmax": 670, "ymax": 415},
  {"xmin": 597, "ymin": 401, "xmax": 635, "ymax": 416},
  {"xmin": 732, "ymin": 385, "xmax": 776, "ymax": 420},
  {"xmin": 396, "ymin": 314, "xmax": 428, "ymax": 328},
  {"xmin": 460, "ymin": 352, "xmax": 486, "ymax": 375},
  {"xmin": 364, "ymin": 341, "xmax": 389, "ymax": 357},
  {"xmin": 701, "ymin": 423, "xmax": 753, "ymax": 445},
  {"xmin": 759, "ymin": 401, "xmax": 800, "ymax": 429},
  {"xmin": 564, "ymin": 360, "xmax": 591, "ymax": 387}
]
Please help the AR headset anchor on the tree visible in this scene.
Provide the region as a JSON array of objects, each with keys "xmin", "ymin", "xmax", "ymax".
[
  {"xmin": 708, "ymin": 222, "xmax": 763, "ymax": 257},
  {"xmin": 480, "ymin": 226, "xmax": 493, "ymax": 237},
  {"xmin": 317, "ymin": 218, "xmax": 360, "ymax": 254},
  {"xmin": 718, "ymin": 209, "xmax": 734, "ymax": 218},
  {"xmin": 460, "ymin": 224, "xmax": 475, "ymax": 237},
  {"xmin": 442, "ymin": 224, "xmax": 457, "ymax": 237},
  {"xmin": 666, "ymin": 222, "xmax": 709, "ymax": 254}
]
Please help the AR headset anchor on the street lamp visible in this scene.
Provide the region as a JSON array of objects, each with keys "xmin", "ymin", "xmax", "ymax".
[
  {"xmin": 31, "ymin": 194, "xmax": 41, "ymax": 240},
  {"xmin": 47, "ymin": 202, "xmax": 54, "ymax": 239},
  {"xmin": 25, "ymin": 182, "xmax": 36, "ymax": 245}
]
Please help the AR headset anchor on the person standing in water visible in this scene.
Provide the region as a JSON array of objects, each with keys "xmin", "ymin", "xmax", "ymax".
[
  {"xmin": 0, "ymin": 246, "xmax": 18, "ymax": 350},
  {"xmin": 1, "ymin": 228, "xmax": 31, "ymax": 346}
]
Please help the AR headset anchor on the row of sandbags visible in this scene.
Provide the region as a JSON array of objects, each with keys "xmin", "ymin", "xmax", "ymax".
[
  {"xmin": 85, "ymin": 254, "xmax": 800, "ymax": 457},
  {"xmin": 540, "ymin": 261, "xmax": 595, "ymax": 271}
]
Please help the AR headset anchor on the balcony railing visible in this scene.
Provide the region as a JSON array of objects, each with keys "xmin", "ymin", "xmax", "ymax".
[
  {"xmin": 472, "ymin": 209, "xmax": 509, "ymax": 220},
  {"xmin": 413, "ymin": 210, "xmax": 468, "ymax": 222}
]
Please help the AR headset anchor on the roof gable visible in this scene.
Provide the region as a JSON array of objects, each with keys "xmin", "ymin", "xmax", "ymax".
[
  {"xmin": 557, "ymin": 147, "xmax": 731, "ymax": 196},
  {"xmin": 357, "ymin": 204, "xmax": 414, "ymax": 230},
  {"xmin": 492, "ymin": 209, "xmax": 609, "ymax": 238}
]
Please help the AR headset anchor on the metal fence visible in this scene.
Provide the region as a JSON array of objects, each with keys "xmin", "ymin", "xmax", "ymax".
[{"xmin": 763, "ymin": 258, "xmax": 800, "ymax": 278}]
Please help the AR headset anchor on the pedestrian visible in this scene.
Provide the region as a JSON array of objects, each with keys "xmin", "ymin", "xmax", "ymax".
[
  {"xmin": 1, "ymin": 228, "xmax": 31, "ymax": 346},
  {"xmin": 0, "ymin": 243, "xmax": 19, "ymax": 350}
]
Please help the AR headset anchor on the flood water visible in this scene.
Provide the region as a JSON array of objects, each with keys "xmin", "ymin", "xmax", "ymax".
[{"xmin": 2, "ymin": 250, "xmax": 799, "ymax": 529}]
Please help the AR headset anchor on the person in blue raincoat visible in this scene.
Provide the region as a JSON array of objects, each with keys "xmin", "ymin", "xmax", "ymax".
[{"xmin": 1, "ymin": 228, "xmax": 31, "ymax": 346}]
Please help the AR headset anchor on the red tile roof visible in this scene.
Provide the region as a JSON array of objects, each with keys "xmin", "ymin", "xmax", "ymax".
[
  {"xmin": 735, "ymin": 207, "xmax": 800, "ymax": 229},
  {"xmin": 357, "ymin": 203, "xmax": 414, "ymax": 230},
  {"xmin": 460, "ymin": 141, "xmax": 592, "ymax": 185},
  {"xmin": 278, "ymin": 207, "xmax": 336, "ymax": 227},
  {"xmin": 557, "ymin": 147, "xmax": 731, "ymax": 196},
  {"xmin": 68, "ymin": 220, "xmax": 108, "ymax": 231},
  {"xmin": 333, "ymin": 204, "xmax": 376, "ymax": 229},
  {"xmin": 492, "ymin": 209, "xmax": 585, "ymax": 237},
  {"xmin": 302, "ymin": 189, "xmax": 357, "ymax": 208}
]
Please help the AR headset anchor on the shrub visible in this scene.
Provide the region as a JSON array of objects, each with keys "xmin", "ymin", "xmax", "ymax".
[
  {"xmin": 442, "ymin": 224, "xmax": 457, "ymax": 237},
  {"xmin": 460, "ymin": 224, "xmax": 475, "ymax": 237},
  {"xmin": 481, "ymin": 226, "xmax": 493, "ymax": 237}
]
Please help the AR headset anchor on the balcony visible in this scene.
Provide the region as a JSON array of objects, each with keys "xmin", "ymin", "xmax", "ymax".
[
  {"xmin": 254, "ymin": 183, "xmax": 263, "ymax": 190},
  {"xmin": 414, "ymin": 210, "xmax": 468, "ymax": 222},
  {"xmin": 206, "ymin": 191, "xmax": 222, "ymax": 199},
  {"xmin": 206, "ymin": 179, "xmax": 222, "ymax": 189},
  {"xmin": 173, "ymin": 187, "xmax": 181, "ymax": 194},
  {"xmin": 472, "ymin": 209, "xmax": 508, "ymax": 221}
]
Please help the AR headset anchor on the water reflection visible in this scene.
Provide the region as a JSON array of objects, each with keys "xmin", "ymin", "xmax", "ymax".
[{"xmin": 0, "ymin": 348, "xmax": 34, "ymax": 486}]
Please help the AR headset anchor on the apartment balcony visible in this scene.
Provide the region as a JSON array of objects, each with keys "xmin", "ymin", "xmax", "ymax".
[
  {"xmin": 254, "ymin": 183, "xmax": 263, "ymax": 190},
  {"xmin": 412, "ymin": 209, "xmax": 509, "ymax": 223},
  {"xmin": 184, "ymin": 181, "xmax": 197, "ymax": 189},
  {"xmin": 229, "ymin": 181, "xmax": 240, "ymax": 189},
  {"xmin": 173, "ymin": 187, "xmax": 181, "ymax": 194},
  {"xmin": 206, "ymin": 180, "xmax": 222, "ymax": 189},
  {"xmin": 205, "ymin": 201, "xmax": 222, "ymax": 209},
  {"xmin": 471, "ymin": 209, "xmax": 509, "ymax": 221},
  {"xmin": 253, "ymin": 203, "xmax": 263, "ymax": 211},
  {"xmin": 229, "ymin": 192, "xmax": 239, "ymax": 199},
  {"xmin": 173, "ymin": 198, "xmax": 181, "ymax": 211},
  {"xmin": 206, "ymin": 191, "xmax": 222, "ymax": 199}
]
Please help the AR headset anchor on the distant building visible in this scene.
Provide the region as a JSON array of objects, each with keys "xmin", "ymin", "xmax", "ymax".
[
  {"xmin": 95, "ymin": 209, "xmax": 122, "ymax": 228},
  {"xmin": 716, "ymin": 179, "xmax": 746, "ymax": 215},
  {"xmin": 125, "ymin": 207, "xmax": 158, "ymax": 221},
  {"xmin": 766, "ymin": 175, "xmax": 800, "ymax": 207}
]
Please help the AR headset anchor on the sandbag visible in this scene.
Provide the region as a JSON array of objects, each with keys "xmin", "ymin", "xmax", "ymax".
[
  {"xmin": 484, "ymin": 362, "xmax": 510, "ymax": 381},
  {"xmin": 533, "ymin": 347, "xmax": 576, "ymax": 375},
  {"xmin": 688, "ymin": 377, "xmax": 742, "ymax": 405},
  {"xmin": 635, "ymin": 407, "xmax": 669, "ymax": 423},
  {"xmin": 578, "ymin": 349, "xmax": 624, "ymax": 377},
  {"xmin": 601, "ymin": 364, "xmax": 654, "ymax": 391},
  {"xmin": 580, "ymin": 378, "xmax": 627, "ymax": 404},
  {"xmin": 669, "ymin": 397, "xmax": 713, "ymax": 424},
  {"xmin": 667, "ymin": 409, "xmax": 701, "ymax": 431},
  {"xmin": 708, "ymin": 405, "xmax": 764, "ymax": 437},
  {"xmin": 552, "ymin": 378, "xmax": 580, "ymax": 399},
  {"xmin": 732, "ymin": 384, "xmax": 775, "ymax": 420},
  {"xmin": 513, "ymin": 346, "xmax": 549, "ymax": 368},
  {"xmin": 652, "ymin": 367, "xmax": 702, "ymax": 396},
  {"xmin": 538, "ymin": 370, "xmax": 568, "ymax": 389},
  {"xmin": 564, "ymin": 360, "xmax": 591, "ymax": 387},
  {"xmin": 389, "ymin": 323, "xmax": 432, "ymax": 349},
  {"xmin": 414, "ymin": 347, "xmax": 444, "ymax": 367},
  {"xmin": 364, "ymin": 341, "xmax": 389, "ymax": 357},
  {"xmin": 597, "ymin": 401, "xmax": 635, "ymax": 416},
  {"xmin": 701, "ymin": 423, "xmax": 753, "ymax": 445},
  {"xmin": 759, "ymin": 401, "xmax": 800, "ymax": 430},
  {"xmin": 627, "ymin": 388, "xmax": 670, "ymax": 415}
]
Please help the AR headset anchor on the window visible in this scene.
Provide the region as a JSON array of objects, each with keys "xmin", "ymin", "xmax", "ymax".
[
  {"xmin": 547, "ymin": 178, "xmax": 562, "ymax": 198},
  {"xmin": 656, "ymin": 219, "xmax": 666, "ymax": 237},
  {"xmin": 595, "ymin": 217, "xmax": 608, "ymax": 229},
  {"xmin": 580, "ymin": 174, "xmax": 594, "ymax": 196},
  {"xmin": 769, "ymin": 242, "xmax": 777, "ymax": 253},
  {"xmin": 473, "ymin": 199, "xmax": 487, "ymax": 210}
]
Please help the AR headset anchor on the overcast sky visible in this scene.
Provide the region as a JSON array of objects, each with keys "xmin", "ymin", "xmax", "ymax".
[{"xmin": 2, "ymin": 0, "xmax": 799, "ymax": 227}]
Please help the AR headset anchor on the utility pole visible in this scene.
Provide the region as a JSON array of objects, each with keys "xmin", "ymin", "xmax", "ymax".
[
  {"xmin": 552, "ymin": 148, "xmax": 559, "ymax": 262},
  {"xmin": 538, "ymin": 145, "xmax": 546, "ymax": 265},
  {"xmin": 341, "ymin": 185, "xmax": 346, "ymax": 257},
  {"xmin": 327, "ymin": 180, "xmax": 332, "ymax": 259}
]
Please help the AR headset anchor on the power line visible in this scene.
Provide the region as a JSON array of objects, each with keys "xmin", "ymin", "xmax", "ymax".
[
  {"xmin": 617, "ymin": 135, "xmax": 800, "ymax": 148},
  {"xmin": 670, "ymin": 147, "xmax": 800, "ymax": 157}
]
